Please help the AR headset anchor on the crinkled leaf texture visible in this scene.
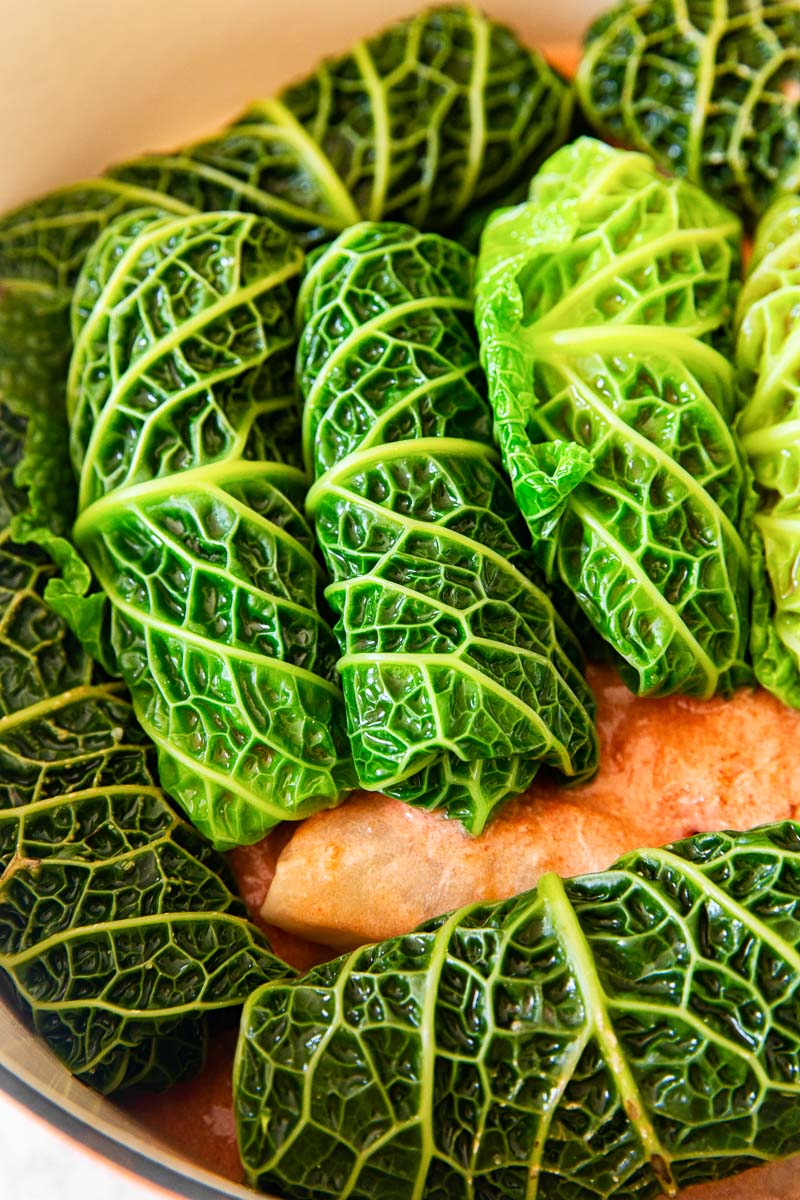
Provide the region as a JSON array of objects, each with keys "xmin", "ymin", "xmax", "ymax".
[
  {"xmin": 476, "ymin": 139, "xmax": 751, "ymax": 699},
  {"xmin": 0, "ymin": 390, "xmax": 288, "ymax": 1094},
  {"xmin": 59, "ymin": 209, "xmax": 355, "ymax": 849},
  {"xmin": 576, "ymin": 0, "xmax": 800, "ymax": 221},
  {"xmin": 297, "ymin": 222, "xmax": 598, "ymax": 834},
  {"xmin": 0, "ymin": 182, "xmax": 195, "ymax": 462},
  {"xmin": 737, "ymin": 195, "xmax": 800, "ymax": 708},
  {"xmin": 236, "ymin": 819, "xmax": 800, "ymax": 1200}
]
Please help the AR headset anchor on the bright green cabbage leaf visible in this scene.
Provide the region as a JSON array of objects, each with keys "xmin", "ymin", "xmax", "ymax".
[
  {"xmin": 0, "ymin": 384, "xmax": 289, "ymax": 1094},
  {"xmin": 55, "ymin": 209, "xmax": 355, "ymax": 849},
  {"xmin": 236, "ymin": 819, "xmax": 800, "ymax": 1200},
  {"xmin": 476, "ymin": 138, "xmax": 751, "ymax": 698},
  {"xmin": 297, "ymin": 222, "xmax": 598, "ymax": 834},
  {"xmin": 575, "ymin": 0, "xmax": 800, "ymax": 221},
  {"xmin": 737, "ymin": 195, "xmax": 800, "ymax": 708}
]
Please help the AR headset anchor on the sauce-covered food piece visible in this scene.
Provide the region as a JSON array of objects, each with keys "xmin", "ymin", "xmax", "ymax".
[{"xmin": 258, "ymin": 666, "xmax": 800, "ymax": 948}]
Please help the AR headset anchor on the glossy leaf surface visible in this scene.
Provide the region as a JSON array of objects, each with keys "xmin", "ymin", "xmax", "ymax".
[
  {"xmin": 0, "ymin": 389, "xmax": 288, "ymax": 1094},
  {"xmin": 476, "ymin": 139, "xmax": 750, "ymax": 698},
  {"xmin": 298, "ymin": 223, "xmax": 598, "ymax": 833},
  {"xmin": 737, "ymin": 195, "xmax": 800, "ymax": 707},
  {"xmin": 0, "ymin": 181, "xmax": 194, "ymax": 441},
  {"xmin": 576, "ymin": 0, "xmax": 800, "ymax": 221},
  {"xmin": 62, "ymin": 209, "xmax": 354, "ymax": 848},
  {"xmin": 236, "ymin": 819, "xmax": 800, "ymax": 1200}
]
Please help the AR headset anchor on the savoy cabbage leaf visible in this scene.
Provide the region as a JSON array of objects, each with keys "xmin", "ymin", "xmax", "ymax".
[
  {"xmin": 737, "ymin": 194, "xmax": 800, "ymax": 708},
  {"xmin": 297, "ymin": 222, "xmax": 598, "ymax": 834},
  {"xmin": 0, "ymin": 384, "xmax": 288, "ymax": 1094},
  {"xmin": 57, "ymin": 209, "xmax": 355, "ymax": 849},
  {"xmin": 576, "ymin": 0, "xmax": 800, "ymax": 221},
  {"xmin": 476, "ymin": 139, "xmax": 751, "ymax": 698},
  {"xmin": 236, "ymin": 819, "xmax": 800, "ymax": 1200},
  {"xmin": 0, "ymin": 180, "xmax": 194, "ymax": 424}
]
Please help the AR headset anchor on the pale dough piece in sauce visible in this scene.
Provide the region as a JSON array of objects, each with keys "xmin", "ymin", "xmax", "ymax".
[{"xmin": 261, "ymin": 665, "xmax": 800, "ymax": 947}]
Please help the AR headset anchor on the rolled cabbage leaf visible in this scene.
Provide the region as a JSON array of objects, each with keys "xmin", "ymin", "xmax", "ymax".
[
  {"xmin": 476, "ymin": 139, "xmax": 751, "ymax": 698},
  {"xmin": 576, "ymin": 0, "xmax": 800, "ymax": 221},
  {"xmin": 59, "ymin": 209, "xmax": 354, "ymax": 849},
  {"xmin": 737, "ymin": 195, "xmax": 800, "ymax": 708},
  {"xmin": 0, "ymin": 181, "xmax": 194, "ymax": 448},
  {"xmin": 0, "ymin": 385, "xmax": 288, "ymax": 1094},
  {"xmin": 236, "ymin": 819, "xmax": 800, "ymax": 1200},
  {"xmin": 298, "ymin": 222, "xmax": 598, "ymax": 834}
]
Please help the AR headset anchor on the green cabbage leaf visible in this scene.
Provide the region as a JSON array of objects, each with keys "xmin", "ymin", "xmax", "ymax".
[
  {"xmin": 0, "ymin": 381, "xmax": 289, "ymax": 1094},
  {"xmin": 57, "ymin": 209, "xmax": 354, "ymax": 848},
  {"xmin": 575, "ymin": 0, "xmax": 800, "ymax": 221},
  {"xmin": 476, "ymin": 139, "xmax": 751, "ymax": 698},
  {"xmin": 236, "ymin": 819, "xmax": 800, "ymax": 1199},
  {"xmin": 298, "ymin": 222, "xmax": 598, "ymax": 834},
  {"xmin": 737, "ymin": 195, "xmax": 800, "ymax": 708}
]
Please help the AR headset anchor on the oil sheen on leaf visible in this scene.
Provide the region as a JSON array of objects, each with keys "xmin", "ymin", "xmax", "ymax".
[
  {"xmin": 737, "ymin": 195, "xmax": 800, "ymax": 708},
  {"xmin": 576, "ymin": 0, "xmax": 800, "ymax": 221},
  {"xmin": 0, "ymin": 386, "xmax": 288, "ymax": 1094},
  {"xmin": 298, "ymin": 222, "xmax": 598, "ymax": 834},
  {"xmin": 476, "ymin": 139, "xmax": 751, "ymax": 698},
  {"xmin": 236, "ymin": 820, "xmax": 800, "ymax": 1200},
  {"xmin": 62, "ymin": 209, "xmax": 354, "ymax": 849}
]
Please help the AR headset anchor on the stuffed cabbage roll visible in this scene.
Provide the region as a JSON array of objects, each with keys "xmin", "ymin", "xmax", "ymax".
[
  {"xmin": 576, "ymin": 0, "xmax": 800, "ymax": 221},
  {"xmin": 58, "ymin": 209, "xmax": 354, "ymax": 848},
  {"xmin": 239, "ymin": 820, "xmax": 800, "ymax": 1200},
  {"xmin": 476, "ymin": 139, "xmax": 751, "ymax": 698},
  {"xmin": 297, "ymin": 222, "xmax": 598, "ymax": 834}
]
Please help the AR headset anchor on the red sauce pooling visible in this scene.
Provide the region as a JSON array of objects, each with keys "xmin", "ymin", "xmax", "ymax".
[{"xmin": 122, "ymin": 1028, "xmax": 243, "ymax": 1184}]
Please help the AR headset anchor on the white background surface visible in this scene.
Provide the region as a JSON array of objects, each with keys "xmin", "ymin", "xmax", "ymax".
[{"xmin": 0, "ymin": 1092, "xmax": 163, "ymax": 1200}]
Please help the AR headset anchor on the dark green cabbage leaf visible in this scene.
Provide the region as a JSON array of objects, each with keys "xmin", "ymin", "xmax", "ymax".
[
  {"xmin": 737, "ymin": 195, "xmax": 800, "ymax": 708},
  {"xmin": 0, "ymin": 181, "xmax": 194, "ymax": 425},
  {"xmin": 236, "ymin": 819, "xmax": 800, "ymax": 1200},
  {"xmin": 476, "ymin": 138, "xmax": 751, "ymax": 698},
  {"xmin": 0, "ymin": 387, "xmax": 288, "ymax": 1095},
  {"xmin": 297, "ymin": 222, "xmax": 598, "ymax": 834},
  {"xmin": 575, "ymin": 0, "xmax": 800, "ymax": 221},
  {"xmin": 112, "ymin": 5, "xmax": 572, "ymax": 243},
  {"xmin": 0, "ymin": 5, "xmax": 571, "ymax": 465},
  {"xmin": 55, "ymin": 208, "xmax": 355, "ymax": 849}
]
